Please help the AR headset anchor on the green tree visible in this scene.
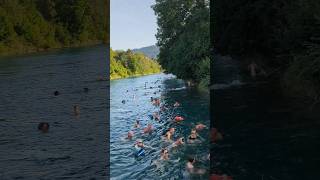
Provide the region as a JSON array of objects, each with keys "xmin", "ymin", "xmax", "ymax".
[{"xmin": 153, "ymin": 0, "xmax": 210, "ymax": 85}]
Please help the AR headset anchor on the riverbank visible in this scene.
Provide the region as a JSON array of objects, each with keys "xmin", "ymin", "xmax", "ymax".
[
  {"xmin": 0, "ymin": 1, "xmax": 106, "ymax": 58},
  {"xmin": 222, "ymin": 53, "xmax": 320, "ymax": 106},
  {"xmin": 0, "ymin": 40, "xmax": 104, "ymax": 57},
  {"xmin": 110, "ymin": 72, "xmax": 162, "ymax": 80},
  {"xmin": 110, "ymin": 49, "xmax": 161, "ymax": 80}
]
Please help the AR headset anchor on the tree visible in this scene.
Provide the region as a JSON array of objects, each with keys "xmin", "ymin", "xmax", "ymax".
[{"xmin": 153, "ymin": 0, "xmax": 210, "ymax": 84}]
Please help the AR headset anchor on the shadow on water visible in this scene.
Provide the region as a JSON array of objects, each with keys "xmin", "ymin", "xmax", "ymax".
[
  {"xmin": 110, "ymin": 73, "xmax": 210, "ymax": 179},
  {"xmin": 0, "ymin": 45, "xmax": 109, "ymax": 179},
  {"xmin": 211, "ymin": 55, "xmax": 320, "ymax": 180}
]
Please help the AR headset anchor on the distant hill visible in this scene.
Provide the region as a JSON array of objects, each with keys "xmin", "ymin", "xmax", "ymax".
[{"xmin": 132, "ymin": 45, "xmax": 159, "ymax": 59}]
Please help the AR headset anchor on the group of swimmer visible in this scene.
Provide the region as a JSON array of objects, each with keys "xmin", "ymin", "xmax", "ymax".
[
  {"xmin": 37, "ymin": 87, "xmax": 90, "ymax": 133},
  {"xmin": 122, "ymin": 84, "xmax": 211, "ymax": 177}
]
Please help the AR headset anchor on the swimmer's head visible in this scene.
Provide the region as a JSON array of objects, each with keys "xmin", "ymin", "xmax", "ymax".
[
  {"xmin": 161, "ymin": 148, "xmax": 168, "ymax": 155},
  {"xmin": 38, "ymin": 122, "xmax": 49, "ymax": 133},
  {"xmin": 73, "ymin": 105, "xmax": 80, "ymax": 115},
  {"xmin": 136, "ymin": 139, "xmax": 143, "ymax": 145},
  {"xmin": 191, "ymin": 129, "xmax": 197, "ymax": 134},
  {"xmin": 169, "ymin": 128, "xmax": 175, "ymax": 133},
  {"xmin": 128, "ymin": 131, "xmax": 134, "ymax": 137},
  {"xmin": 54, "ymin": 91, "xmax": 59, "ymax": 96},
  {"xmin": 188, "ymin": 157, "xmax": 195, "ymax": 163}
]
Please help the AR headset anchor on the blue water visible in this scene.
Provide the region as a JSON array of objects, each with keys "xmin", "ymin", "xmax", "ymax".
[
  {"xmin": 110, "ymin": 73, "xmax": 210, "ymax": 179},
  {"xmin": 0, "ymin": 45, "xmax": 109, "ymax": 179}
]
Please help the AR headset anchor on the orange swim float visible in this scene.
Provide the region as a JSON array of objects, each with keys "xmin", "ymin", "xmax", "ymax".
[
  {"xmin": 174, "ymin": 116, "xmax": 184, "ymax": 122},
  {"xmin": 210, "ymin": 174, "xmax": 233, "ymax": 180}
]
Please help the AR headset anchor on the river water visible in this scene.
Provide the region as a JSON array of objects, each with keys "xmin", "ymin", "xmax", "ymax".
[
  {"xmin": 110, "ymin": 73, "xmax": 210, "ymax": 179},
  {"xmin": 211, "ymin": 55, "xmax": 320, "ymax": 180},
  {"xmin": 0, "ymin": 45, "xmax": 109, "ymax": 179}
]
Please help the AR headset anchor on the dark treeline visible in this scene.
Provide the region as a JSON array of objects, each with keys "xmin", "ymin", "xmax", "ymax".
[
  {"xmin": 0, "ymin": 0, "xmax": 107, "ymax": 55},
  {"xmin": 213, "ymin": 0, "xmax": 320, "ymax": 99},
  {"xmin": 153, "ymin": 0, "xmax": 210, "ymax": 88}
]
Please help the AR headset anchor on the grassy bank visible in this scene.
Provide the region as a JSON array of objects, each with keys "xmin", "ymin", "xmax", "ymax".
[
  {"xmin": 0, "ymin": 40, "xmax": 104, "ymax": 57},
  {"xmin": 110, "ymin": 49, "xmax": 162, "ymax": 80},
  {"xmin": 0, "ymin": 0, "xmax": 107, "ymax": 56},
  {"xmin": 110, "ymin": 72, "xmax": 162, "ymax": 81}
]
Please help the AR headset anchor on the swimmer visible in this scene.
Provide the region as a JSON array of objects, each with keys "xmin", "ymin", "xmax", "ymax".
[
  {"xmin": 73, "ymin": 105, "xmax": 80, "ymax": 116},
  {"xmin": 83, "ymin": 88, "xmax": 89, "ymax": 93},
  {"xmin": 152, "ymin": 148, "xmax": 180, "ymax": 168},
  {"xmin": 186, "ymin": 157, "xmax": 206, "ymax": 175},
  {"xmin": 160, "ymin": 148, "xmax": 169, "ymax": 160},
  {"xmin": 54, "ymin": 91, "xmax": 59, "ymax": 96},
  {"xmin": 134, "ymin": 139, "xmax": 154, "ymax": 151},
  {"xmin": 38, "ymin": 122, "xmax": 49, "ymax": 133},
  {"xmin": 187, "ymin": 129, "xmax": 199, "ymax": 143},
  {"xmin": 134, "ymin": 120, "xmax": 140, "ymax": 128},
  {"xmin": 211, "ymin": 128, "xmax": 223, "ymax": 143},
  {"xmin": 172, "ymin": 137, "xmax": 185, "ymax": 148},
  {"xmin": 156, "ymin": 98, "xmax": 160, "ymax": 105},
  {"xmin": 153, "ymin": 112, "xmax": 160, "ymax": 121},
  {"xmin": 164, "ymin": 128, "xmax": 175, "ymax": 141},
  {"xmin": 121, "ymin": 100, "xmax": 126, "ymax": 104},
  {"xmin": 160, "ymin": 105, "xmax": 168, "ymax": 112},
  {"xmin": 143, "ymin": 124, "xmax": 154, "ymax": 134},
  {"xmin": 152, "ymin": 98, "xmax": 160, "ymax": 106},
  {"xmin": 174, "ymin": 101, "xmax": 180, "ymax": 107},
  {"xmin": 127, "ymin": 131, "xmax": 134, "ymax": 140},
  {"xmin": 195, "ymin": 123, "xmax": 207, "ymax": 131}
]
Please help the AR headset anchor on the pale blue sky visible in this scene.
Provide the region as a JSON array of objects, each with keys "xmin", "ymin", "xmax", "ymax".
[{"xmin": 110, "ymin": 0, "xmax": 157, "ymax": 50}]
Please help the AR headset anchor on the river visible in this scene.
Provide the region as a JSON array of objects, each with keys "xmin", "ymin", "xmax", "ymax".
[
  {"xmin": 110, "ymin": 73, "xmax": 210, "ymax": 179},
  {"xmin": 211, "ymin": 55, "xmax": 320, "ymax": 180},
  {"xmin": 0, "ymin": 45, "xmax": 109, "ymax": 179}
]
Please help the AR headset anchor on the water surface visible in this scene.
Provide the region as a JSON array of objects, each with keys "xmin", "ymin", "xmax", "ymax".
[
  {"xmin": 110, "ymin": 73, "xmax": 210, "ymax": 179},
  {"xmin": 0, "ymin": 45, "xmax": 109, "ymax": 179},
  {"xmin": 211, "ymin": 55, "xmax": 320, "ymax": 180}
]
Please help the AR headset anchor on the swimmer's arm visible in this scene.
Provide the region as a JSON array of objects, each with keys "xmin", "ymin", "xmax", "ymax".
[
  {"xmin": 188, "ymin": 167, "xmax": 206, "ymax": 175},
  {"xmin": 143, "ymin": 145, "xmax": 156, "ymax": 150},
  {"xmin": 197, "ymin": 134, "xmax": 206, "ymax": 141},
  {"xmin": 169, "ymin": 157, "xmax": 180, "ymax": 163}
]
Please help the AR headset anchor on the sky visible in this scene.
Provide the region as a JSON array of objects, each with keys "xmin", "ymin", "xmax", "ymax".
[{"xmin": 110, "ymin": 0, "xmax": 158, "ymax": 50}]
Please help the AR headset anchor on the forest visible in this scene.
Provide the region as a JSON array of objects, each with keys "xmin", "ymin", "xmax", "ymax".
[
  {"xmin": 213, "ymin": 0, "xmax": 320, "ymax": 100},
  {"xmin": 110, "ymin": 49, "xmax": 161, "ymax": 80},
  {"xmin": 153, "ymin": 0, "xmax": 210, "ymax": 89},
  {"xmin": 0, "ymin": 0, "xmax": 107, "ymax": 55}
]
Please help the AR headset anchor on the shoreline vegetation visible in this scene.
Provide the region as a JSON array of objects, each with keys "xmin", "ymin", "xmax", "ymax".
[
  {"xmin": 152, "ymin": 0, "xmax": 210, "ymax": 91},
  {"xmin": 0, "ymin": 0, "xmax": 107, "ymax": 56},
  {"xmin": 213, "ymin": 0, "xmax": 320, "ymax": 102},
  {"xmin": 110, "ymin": 49, "xmax": 162, "ymax": 80}
]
